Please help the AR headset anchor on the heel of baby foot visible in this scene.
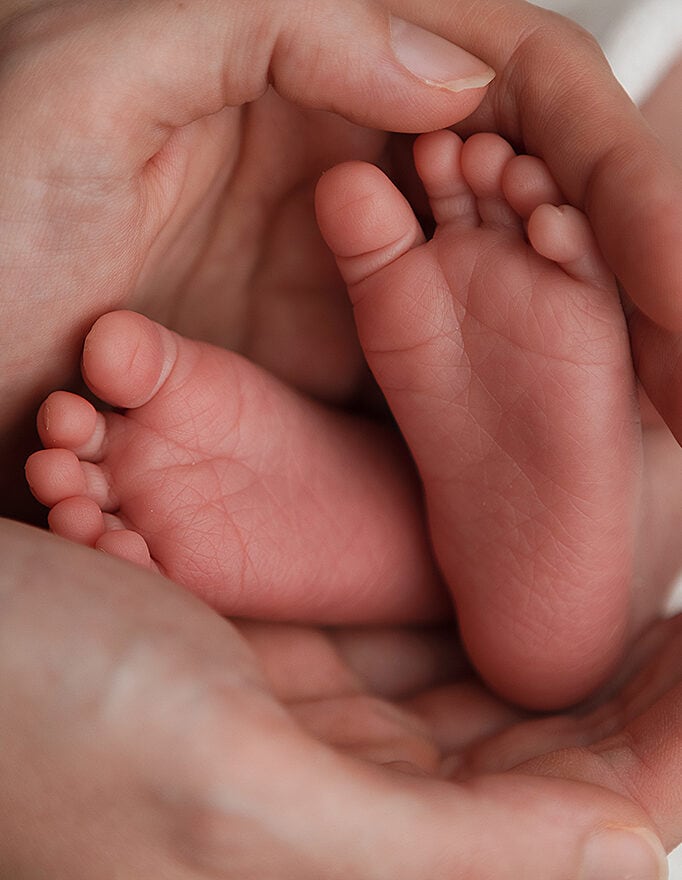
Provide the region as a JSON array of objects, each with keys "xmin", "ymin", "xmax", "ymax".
[{"xmin": 83, "ymin": 311, "xmax": 178, "ymax": 409}]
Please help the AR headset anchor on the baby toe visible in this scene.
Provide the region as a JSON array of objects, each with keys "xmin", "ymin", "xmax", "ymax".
[
  {"xmin": 413, "ymin": 130, "xmax": 479, "ymax": 228},
  {"xmin": 96, "ymin": 528, "xmax": 154, "ymax": 569},
  {"xmin": 26, "ymin": 449, "xmax": 87, "ymax": 507},
  {"xmin": 502, "ymin": 154, "xmax": 563, "ymax": 220},
  {"xmin": 48, "ymin": 496, "xmax": 106, "ymax": 546},
  {"xmin": 528, "ymin": 203, "xmax": 615, "ymax": 289},
  {"xmin": 460, "ymin": 133, "xmax": 522, "ymax": 231},
  {"xmin": 315, "ymin": 161, "xmax": 424, "ymax": 287},
  {"xmin": 80, "ymin": 461, "xmax": 119, "ymax": 512},
  {"xmin": 83, "ymin": 310, "xmax": 178, "ymax": 410},
  {"xmin": 38, "ymin": 391, "xmax": 107, "ymax": 460},
  {"xmin": 26, "ymin": 449, "xmax": 118, "ymax": 511}
]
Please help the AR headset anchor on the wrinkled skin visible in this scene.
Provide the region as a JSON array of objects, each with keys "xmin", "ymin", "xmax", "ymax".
[
  {"xmin": 2, "ymin": 0, "xmax": 682, "ymax": 875},
  {"xmin": 1, "ymin": 522, "xmax": 679, "ymax": 879},
  {"xmin": 3, "ymin": 0, "xmax": 682, "ymax": 521}
]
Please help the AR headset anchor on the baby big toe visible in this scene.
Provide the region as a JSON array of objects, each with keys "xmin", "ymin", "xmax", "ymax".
[
  {"xmin": 315, "ymin": 161, "xmax": 424, "ymax": 287},
  {"xmin": 82, "ymin": 311, "xmax": 177, "ymax": 410}
]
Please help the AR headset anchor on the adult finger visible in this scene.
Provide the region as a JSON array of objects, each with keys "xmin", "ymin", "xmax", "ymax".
[
  {"xmin": 589, "ymin": 616, "xmax": 682, "ymax": 849},
  {"xmin": 3, "ymin": 0, "xmax": 493, "ymax": 167},
  {"xmin": 137, "ymin": 704, "xmax": 673, "ymax": 880},
  {"xmin": 200, "ymin": 722, "xmax": 672, "ymax": 880},
  {"xmin": 518, "ymin": 615, "xmax": 682, "ymax": 854},
  {"xmin": 385, "ymin": 0, "xmax": 682, "ymax": 332},
  {"xmin": 628, "ymin": 306, "xmax": 682, "ymax": 446},
  {"xmin": 0, "ymin": 518, "xmax": 670, "ymax": 879}
]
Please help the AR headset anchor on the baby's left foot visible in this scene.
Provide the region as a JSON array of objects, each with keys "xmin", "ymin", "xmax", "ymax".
[
  {"xmin": 25, "ymin": 311, "xmax": 444, "ymax": 623},
  {"xmin": 316, "ymin": 132, "xmax": 642, "ymax": 708}
]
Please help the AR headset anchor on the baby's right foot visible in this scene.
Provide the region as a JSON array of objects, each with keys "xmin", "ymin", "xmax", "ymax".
[
  {"xmin": 26, "ymin": 311, "xmax": 444, "ymax": 624},
  {"xmin": 317, "ymin": 132, "xmax": 642, "ymax": 709}
]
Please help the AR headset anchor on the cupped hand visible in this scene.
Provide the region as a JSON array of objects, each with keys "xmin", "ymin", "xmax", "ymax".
[
  {"xmin": 5, "ymin": 0, "xmax": 682, "ymax": 521},
  {"xmin": 2, "ymin": 519, "xmax": 676, "ymax": 879},
  {"xmin": 241, "ymin": 612, "xmax": 682, "ymax": 877},
  {"xmin": 387, "ymin": 0, "xmax": 682, "ymax": 442},
  {"xmin": 0, "ymin": 0, "xmax": 491, "ymax": 505}
]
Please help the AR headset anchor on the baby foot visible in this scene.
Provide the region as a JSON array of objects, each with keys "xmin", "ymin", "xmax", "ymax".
[
  {"xmin": 316, "ymin": 131, "xmax": 641, "ymax": 709},
  {"xmin": 26, "ymin": 311, "xmax": 445, "ymax": 624}
]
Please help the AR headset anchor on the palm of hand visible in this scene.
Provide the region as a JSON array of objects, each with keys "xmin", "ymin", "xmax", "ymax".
[
  {"xmin": 3, "ymin": 87, "xmax": 389, "ymax": 516},
  {"xmin": 6, "ymin": 91, "xmax": 385, "ymax": 417},
  {"xmin": 236, "ymin": 615, "xmax": 682, "ymax": 848},
  {"xmin": 3, "ymin": 520, "xmax": 679, "ymax": 878},
  {"xmin": 130, "ymin": 91, "xmax": 388, "ymax": 401}
]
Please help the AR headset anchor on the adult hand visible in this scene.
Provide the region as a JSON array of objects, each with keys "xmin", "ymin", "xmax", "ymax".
[
  {"xmin": 386, "ymin": 0, "xmax": 682, "ymax": 442},
  {"xmin": 4, "ymin": 0, "xmax": 682, "ymax": 519},
  {"xmin": 0, "ymin": 0, "xmax": 493, "ymax": 520},
  {"xmin": 1, "ymin": 518, "xmax": 676, "ymax": 879}
]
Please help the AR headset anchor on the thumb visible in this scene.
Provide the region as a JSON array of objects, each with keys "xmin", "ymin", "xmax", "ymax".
[
  {"xmin": 15, "ymin": 0, "xmax": 493, "ymax": 147},
  {"xmin": 246, "ymin": 736, "xmax": 670, "ymax": 880},
  {"xmin": 261, "ymin": 3, "xmax": 495, "ymax": 130}
]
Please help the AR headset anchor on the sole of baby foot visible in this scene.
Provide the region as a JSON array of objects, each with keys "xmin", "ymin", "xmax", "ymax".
[
  {"xmin": 26, "ymin": 311, "xmax": 447, "ymax": 625},
  {"xmin": 316, "ymin": 131, "xmax": 640, "ymax": 709}
]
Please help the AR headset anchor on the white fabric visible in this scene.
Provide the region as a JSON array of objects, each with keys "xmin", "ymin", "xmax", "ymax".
[{"xmin": 531, "ymin": 0, "xmax": 682, "ymax": 103}]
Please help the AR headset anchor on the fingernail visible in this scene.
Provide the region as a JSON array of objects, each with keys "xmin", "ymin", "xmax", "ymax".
[
  {"xmin": 390, "ymin": 17, "xmax": 495, "ymax": 92},
  {"xmin": 581, "ymin": 827, "xmax": 668, "ymax": 880}
]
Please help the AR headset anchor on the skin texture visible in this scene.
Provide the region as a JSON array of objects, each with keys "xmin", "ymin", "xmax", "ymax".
[
  {"xmin": 1, "ymin": 0, "xmax": 682, "ymax": 874},
  {"xmin": 2, "ymin": 0, "xmax": 682, "ymax": 518},
  {"xmin": 0, "ymin": 0, "xmax": 490, "ymax": 520},
  {"xmin": 316, "ymin": 130, "xmax": 642, "ymax": 709},
  {"xmin": 27, "ymin": 134, "xmax": 682, "ymax": 714},
  {"xmin": 26, "ymin": 311, "xmax": 448, "ymax": 624},
  {"xmin": 0, "ymin": 519, "xmax": 679, "ymax": 879}
]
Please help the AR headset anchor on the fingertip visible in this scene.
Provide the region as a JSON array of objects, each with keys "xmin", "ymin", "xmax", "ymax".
[
  {"xmin": 273, "ymin": 5, "xmax": 493, "ymax": 132},
  {"xmin": 389, "ymin": 17, "xmax": 495, "ymax": 94},
  {"xmin": 579, "ymin": 827, "xmax": 669, "ymax": 880}
]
